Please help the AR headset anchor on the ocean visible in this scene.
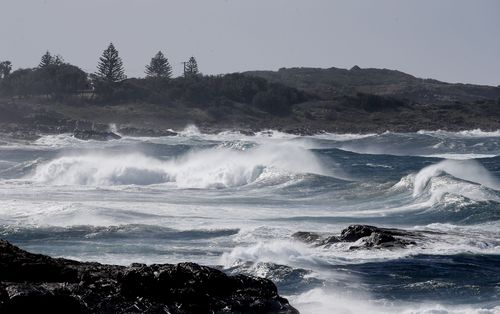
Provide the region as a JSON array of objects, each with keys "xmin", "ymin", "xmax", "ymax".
[{"xmin": 0, "ymin": 126, "xmax": 499, "ymax": 313}]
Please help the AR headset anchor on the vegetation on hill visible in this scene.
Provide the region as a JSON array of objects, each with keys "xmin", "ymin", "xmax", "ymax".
[
  {"xmin": 0, "ymin": 45, "xmax": 499, "ymax": 134},
  {"xmin": 245, "ymin": 67, "xmax": 500, "ymax": 105},
  {"xmin": 0, "ymin": 44, "xmax": 308, "ymax": 117}
]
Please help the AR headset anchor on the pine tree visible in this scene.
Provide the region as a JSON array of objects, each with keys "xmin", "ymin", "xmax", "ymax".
[
  {"xmin": 39, "ymin": 51, "xmax": 54, "ymax": 68},
  {"xmin": 53, "ymin": 55, "xmax": 65, "ymax": 66},
  {"xmin": 184, "ymin": 56, "xmax": 199, "ymax": 78},
  {"xmin": 39, "ymin": 51, "xmax": 64, "ymax": 68},
  {"xmin": 145, "ymin": 51, "xmax": 172, "ymax": 78},
  {"xmin": 96, "ymin": 43, "xmax": 126, "ymax": 82}
]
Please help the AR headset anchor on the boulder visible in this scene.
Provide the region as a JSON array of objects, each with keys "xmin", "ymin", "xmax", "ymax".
[
  {"xmin": 73, "ymin": 129, "xmax": 121, "ymax": 141},
  {"xmin": 0, "ymin": 240, "xmax": 298, "ymax": 314}
]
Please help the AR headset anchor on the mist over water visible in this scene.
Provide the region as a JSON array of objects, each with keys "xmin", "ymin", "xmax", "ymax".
[{"xmin": 0, "ymin": 127, "xmax": 499, "ymax": 313}]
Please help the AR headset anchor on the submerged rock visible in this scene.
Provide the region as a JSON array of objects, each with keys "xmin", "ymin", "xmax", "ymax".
[
  {"xmin": 0, "ymin": 240, "xmax": 298, "ymax": 314},
  {"xmin": 292, "ymin": 224, "xmax": 418, "ymax": 249},
  {"xmin": 73, "ymin": 129, "xmax": 121, "ymax": 141}
]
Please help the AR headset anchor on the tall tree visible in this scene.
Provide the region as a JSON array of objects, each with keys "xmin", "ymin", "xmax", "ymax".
[
  {"xmin": 39, "ymin": 51, "xmax": 54, "ymax": 68},
  {"xmin": 184, "ymin": 56, "xmax": 199, "ymax": 78},
  {"xmin": 96, "ymin": 43, "xmax": 126, "ymax": 82},
  {"xmin": 0, "ymin": 61, "xmax": 12, "ymax": 79},
  {"xmin": 145, "ymin": 51, "xmax": 172, "ymax": 79},
  {"xmin": 39, "ymin": 51, "xmax": 64, "ymax": 68}
]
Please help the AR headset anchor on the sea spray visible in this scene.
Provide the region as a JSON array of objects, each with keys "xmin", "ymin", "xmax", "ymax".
[
  {"xmin": 30, "ymin": 143, "xmax": 332, "ymax": 188},
  {"xmin": 2, "ymin": 129, "xmax": 500, "ymax": 313},
  {"xmin": 413, "ymin": 159, "xmax": 500, "ymax": 196}
]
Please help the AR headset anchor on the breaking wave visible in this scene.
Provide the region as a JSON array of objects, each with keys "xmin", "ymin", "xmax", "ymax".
[
  {"xmin": 30, "ymin": 144, "xmax": 330, "ymax": 188},
  {"xmin": 412, "ymin": 159, "xmax": 500, "ymax": 197},
  {"xmin": 393, "ymin": 159, "xmax": 500, "ymax": 203}
]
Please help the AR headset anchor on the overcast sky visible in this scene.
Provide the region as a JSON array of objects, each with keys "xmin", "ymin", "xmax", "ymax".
[{"xmin": 1, "ymin": 0, "xmax": 499, "ymax": 85}]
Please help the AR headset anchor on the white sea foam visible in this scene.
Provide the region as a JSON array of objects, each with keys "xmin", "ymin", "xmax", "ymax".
[
  {"xmin": 177, "ymin": 124, "xmax": 202, "ymax": 137},
  {"xmin": 418, "ymin": 129, "xmax": 500, "ymax": 138},
  {"xmin": 225, "ymin": 235, "xmax": 500, "ymax": 314},
  {"xmin": 412, "ymin": 160, "xmax": 500, "ymax": 197},
  {"xmin": 392, "ymin": 160, "xmax": 500, "ymax": 208},
  {"xmin": 220, "ymin": 240, "xmax": 319, "ymax": 269},
  {"xmin": 30, "ymin": 143, "xmax": 330, "ymax": 188},
  {"xmin": 290, "ymin": 288, "xmax": 381, "ymax": 314},
  {"xmin": 33, "ymin": 134, "xmax": 82, "ymax": 147},
  {"xmin": 2, "ymin": 126, "xmax": 500, "ymax": 313},
  {"xmin": 221, "ymin": 223, "xmax": 500, "ymax": 272},
  {"xmin": 309, "ymin": 132, "xmax": 378, "ymax": 141},
  {"xmin": 290, "ymin": 288, "xmax": 500, "ymax": 314},
  {"xmin": 421, "ymin": 153, "xmax": 498, "ymax": 160}
]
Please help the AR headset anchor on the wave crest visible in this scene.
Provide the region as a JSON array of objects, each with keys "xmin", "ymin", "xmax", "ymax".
[
  {"xmin": 30, "ymin": 144, "xmax": 330, "ymax": 188},
  {"xmin": 413, "ymin": 160, "xmax": 500, "ymax": 197}
]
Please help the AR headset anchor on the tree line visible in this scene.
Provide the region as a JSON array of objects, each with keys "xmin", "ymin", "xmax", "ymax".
[{"xmin": 0, "ymin": 43, "xmax": 308, "ymax": 115}]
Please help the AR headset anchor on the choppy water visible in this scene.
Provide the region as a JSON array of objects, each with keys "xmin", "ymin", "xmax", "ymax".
[{"xmin": 0, "ymin": 126, "xmax": 499, "ymax": 313}]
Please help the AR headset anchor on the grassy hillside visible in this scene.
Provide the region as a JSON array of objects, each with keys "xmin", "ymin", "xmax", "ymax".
[{"xmin": 245, "ymin": 67, "xmax": 500, "ymax": 105}]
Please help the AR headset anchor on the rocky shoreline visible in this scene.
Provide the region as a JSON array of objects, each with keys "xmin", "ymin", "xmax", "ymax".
[
  {"xmin": 1, "ymin": 122, "xmax": 499, "ymax": 143},
  {"xmin": 0, "ymin": 240, "xmax": 298, "ymax": 313},
  {"xmin": 0, "ymin": 225, "xmax": 429, "ymax": 313}
]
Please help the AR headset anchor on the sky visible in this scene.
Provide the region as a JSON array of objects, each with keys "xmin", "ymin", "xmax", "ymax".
[{"xmin": 1, "ymin": 0, "xmax": 499, "ymax": 85}]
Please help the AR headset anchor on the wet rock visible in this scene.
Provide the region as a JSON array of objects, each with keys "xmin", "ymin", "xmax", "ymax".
[
  {"xmin": 1, "ymin": 284, "xmax": 84, "ymax": 314},
  {"xmin": 320, "ymin": 235, "xmax": 342, "ymax": 245},
  {"xmin": 118, "ymin": 127, "xmax": 178, "ymax": 137},
  {"xmin": 292, "ymin": 224, "xmax": 418, "ymax": 249},
  {"xmin": 340, "ymin": 224, "xmax": 380, "ymax": 242},
  {"xmin": 292, "ymin": 231, "xmax": 321, "ymax": 244},
  {"xmin": 348, "ymin": 231, "xmax": 416, "ymax": 249},
  {"xmin": 0, "ymin": 240, "xmax": 298, "ymax": 314},
  {"xmin": 73, "ymin": 129, "xmax": 121, "ymax": 141}
]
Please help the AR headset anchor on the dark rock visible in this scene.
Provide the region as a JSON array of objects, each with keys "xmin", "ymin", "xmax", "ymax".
[
  {"xmin": 73, "ymin": 129, "xmax": 121, "ymax": 141},
  {"xmin": 118, "ymin": 127, "xmax": 178, "ymax": 137},
  {"xmin": 292, "ymin": 224, "xmax": 418, "ymax": 249},
  {"xmin": 291, "ymin": 231, "xmax": 321, "ymax": 244},
  {"xmin": 291, "ymin": 232, "xmax": 342, "ymax": 246},
  {"xmin": 363, "ymin": 232, "xmax": 397, "ymax": 247},
  {"xmin": 340, "ymin": 225, "xmax": 417, "ymax": 245},
  {"xmin": 348, "ymin": 231, "xmax": 416, "ymax": 250},
  {"xmin": 1, "ymin": 283, "xmax": 84, "ymax": 314},
  {"xmin": 0, "ymin": 240, "xmax": 298, "ymax": 314},
  {"xmin": 321, "ymin": 235, "xmax": 341, "ymax": 245},
  {"xmin": 340, "ymin": 225, "xmax": 381, "ymax": 242},
  {"xmin": 239, "ymin": 130, "xmax": 255, "ymax": 136}
]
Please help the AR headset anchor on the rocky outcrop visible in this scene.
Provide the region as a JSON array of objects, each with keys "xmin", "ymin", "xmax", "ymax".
[
  {"xmin": 0, "ymin": 240, "xmax": 298, "ymax": 314},
  {"xmin": 73, "ymin": 129, "xmax": 122, "ymax": 141},
  {"xmin": 117, "ymin": 127, "xmax": 178, "ymax": 137},
  {"xmin": 292, "ymin": 224, "xmax": 418, "ymax": 249}
]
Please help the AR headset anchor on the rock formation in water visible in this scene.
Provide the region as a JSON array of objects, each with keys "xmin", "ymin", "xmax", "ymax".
[
  {"xmin": 73, "ymin": 129, "xmax": 122, "ymax": 141},
  {"xmin": 293, "ymin": 224, "xmax": 418, "ymax": 249},
  {"xmin": 0, "ymin": 240, "xmax": 298, "ymax": 314}
]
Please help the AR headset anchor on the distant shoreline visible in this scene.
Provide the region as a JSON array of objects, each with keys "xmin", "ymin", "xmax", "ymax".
[
  {"xmin": 1, "ymin": 65, "xmax": 499, "ymax": 138},
  {"xmin": 1, "ymin": 119, "xmax": 499, "ymax": 142}
]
